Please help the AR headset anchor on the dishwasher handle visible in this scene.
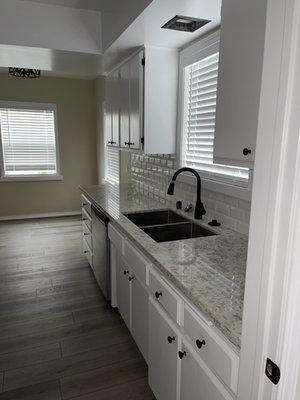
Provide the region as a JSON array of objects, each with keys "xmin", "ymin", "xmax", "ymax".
[{"xmin": 91, "ymin": 204, "xmax": 109, "ymax": 227}]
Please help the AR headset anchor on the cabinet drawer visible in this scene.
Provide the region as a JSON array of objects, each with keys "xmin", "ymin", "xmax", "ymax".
[
  {"xmin": 184, "ymin": 304, "xmax": 239, "ymax": 394},
  {"xmin": 149, "ymin": 269, "xmax": 181, "ymax": 324},
  {"xmin": 82, "ymin": 208, "xmax": 92, "ymax": 231},
  {"xmin": 83, "ymin": 237, "xmax": 92, "ymax": 267},
  {"xmin": 81, "ymin": 194, "xmax": 92, "ymax": 216},
  {"xmin": 82, "ymin": 222, "xmax": 92, "ymax": 250},
  {"xmin": 123, "ymin": 240, "xmax": 150, "ymax": 285},
  {"xmin": 108, "ymin": 223, "xmax": 123, "ymax": 254}
]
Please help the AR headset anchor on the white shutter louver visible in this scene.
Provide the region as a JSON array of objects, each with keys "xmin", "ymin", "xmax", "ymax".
[
  {"xmin": 0, "ymin": 105, "xmax": 58, "ymax": 176},
  {"xmin": 183, "ymin": 52, "xmax": 249, "ymax": 183},
  {"xmin": 106, "ymin": 147, "xmax": 119, "ymax": 184}
]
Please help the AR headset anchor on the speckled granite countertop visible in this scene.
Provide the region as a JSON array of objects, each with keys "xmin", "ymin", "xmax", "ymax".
[{"xmin": 80, "ymin": 183, "xmax": 248, "ymax": 349}]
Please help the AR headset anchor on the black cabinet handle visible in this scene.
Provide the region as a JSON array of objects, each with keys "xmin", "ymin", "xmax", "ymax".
[
  {"xmin": 167, "ymin": 336, "xmax": 175, "ymax": 344},
  {"xmin": 124, "ymin": 142, "xmax": 134, "ymax": 146},
  {"xmin": 155, "ymin": 291, "xmax": 162, "ymax": 299},
  {"xmin": 108, "ymin": 141, "xmax": 117, "ymax": 145},
  {"xmin": 128, "ymin": 276, "xmax": 134, "ymax": 281},
  {"xmin": 243, "ymin": 148, "xmax": 252, "ymax": 156},
  {"xmin": 83, "ymin": 203, "xmax": 87, "ymax": 206},
  {"xmin": 123, "ymin": 270, "xmax": 129, "ymax": 275},
  {"xmin": 83, "ymin": 233, "xmax": 89, "ymax": 236},
  {"xmin": 84, "ymin": 250, "xmax": 89, "ymax": 254},
  {"xmin": 196, "ymin": 339, "xmax": 206, "ymax": 349},
  {"xmin": 178, "ymin": 351, "xmax": 187, "ymax": 360}
]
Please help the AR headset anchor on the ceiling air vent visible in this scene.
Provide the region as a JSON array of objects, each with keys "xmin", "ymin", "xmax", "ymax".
[{"xmin": 162, "ymin": 15, "xmax": 211, "ymax": 33}]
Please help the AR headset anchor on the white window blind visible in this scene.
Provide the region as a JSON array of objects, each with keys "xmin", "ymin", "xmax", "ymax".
[
  {"xmin": 182, "ymin": 52, "xmax": 249, "ymax": 183},
  {"xmin": 0, "ymin": 105, "xmax": 58, "ymax": 177},
  {"xmin": 106, "ymin": 147, "xmax": 119, "ymax": 184}
]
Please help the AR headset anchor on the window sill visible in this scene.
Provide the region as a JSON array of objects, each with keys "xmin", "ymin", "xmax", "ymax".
[
  {"xmin": 0, "ymin": 174, "xmax": 63, "ymax": 182},
  {"xmin": 177, "ymin": 172, "xmax": 252, "ymax": 202}
]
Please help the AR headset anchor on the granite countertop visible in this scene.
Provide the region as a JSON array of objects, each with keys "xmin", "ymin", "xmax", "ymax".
[{"xmin": 80, "ymin": 182, "xmax": 248, "ymax": 349}]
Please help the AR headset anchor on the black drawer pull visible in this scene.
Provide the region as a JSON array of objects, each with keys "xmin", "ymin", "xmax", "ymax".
[
  {"xmin": 196, "ymin": 339, "xmax": 206, "ymax": 349},
  {"xmin": 243, "ymin": 148, "xmax": 252, "ymax": 156},
  {"xmin": 167, "ymin": 336, "xmax": 175, "ymax": 344},
  {"xmin": 84, "ymin": 250, "xmax": 89, "ymax": 254},
  {"xmin": 124, "ymin": 141, "xmax": 134, "ymax": 146},
  {"xmin": 128, "ymin": 276, "xmax": 134, "ymax": 281},
  {"xmin": 155, "ymin": 291, "xmax": 162, "ymax": 299},
  {"xmin": 83, "ymin": 233, "xmax": 89, "ymax": 236},
  {"xmin": 123, "ymin": 270, "xmax": 129, "ymax": 275},
  {"xmin": 178, "ymin": 351, "xmax": 187, "ymax": 360}
]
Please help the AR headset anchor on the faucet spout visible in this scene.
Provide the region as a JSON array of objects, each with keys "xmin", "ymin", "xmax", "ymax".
[{"xmin": 167, "ymin": 167, "xmax": 206, "ymax": 220}]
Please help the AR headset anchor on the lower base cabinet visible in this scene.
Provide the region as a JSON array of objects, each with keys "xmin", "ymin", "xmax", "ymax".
[
  {"xmin": 116, "ymin": 259, "xmax": 131, "ymax": 330},
  {"xmin": 109, "ymin": 226, "xmax": 237, "ymax": 400},
  {"xmin": 180, "ymin": 340, "xmax": 233, "ymax": 400},
  {"xmin": 148, "ymin": 297, "xmax": 179, "ymax": 400},
  {"xmin": 131, "ymin": 274, "xmax": 149, "ymax": 362}
]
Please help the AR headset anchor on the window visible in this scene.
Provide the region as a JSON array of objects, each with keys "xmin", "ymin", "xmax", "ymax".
[
  {"xmin": 0, "ymin": 102, "xmax": 61, "ymax": 180},
  {"xmin": 180, "ymin": 34, "xmax": 249, "ymax": 185},
  {"xmin": 105, "ymin": 147, "xmax": 119, "ymax": 184}
]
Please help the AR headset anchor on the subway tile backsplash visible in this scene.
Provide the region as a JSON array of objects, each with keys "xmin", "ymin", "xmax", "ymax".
[{"xmin": 130, "ymin": 153, "xmax": 251, "ymax": 235}]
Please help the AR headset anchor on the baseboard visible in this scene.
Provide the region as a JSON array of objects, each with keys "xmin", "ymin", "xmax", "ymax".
[{"xmin": 0, "ymin": 210, "xmax": 82, "ymax": 221}]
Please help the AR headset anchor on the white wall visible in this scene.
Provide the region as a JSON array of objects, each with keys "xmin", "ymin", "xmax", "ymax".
[{"xmin": 0, "ymin": 0, "xmax": 102, "ymax": 54}]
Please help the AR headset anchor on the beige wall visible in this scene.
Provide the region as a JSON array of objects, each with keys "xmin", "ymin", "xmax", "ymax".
[{"xmin": 0, "ymin": 73, "xmax": 102, "ymax": 217}]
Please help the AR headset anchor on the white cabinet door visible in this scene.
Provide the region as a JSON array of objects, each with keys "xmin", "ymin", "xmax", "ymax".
[
  {"xmin": 148, "ymin": 297, "xmax": 179, "ymax": 400},
  {"xmin": 119, "ymin": 62, "xmax": 130, "ymax": 148},
  {"xmin": 131, "ymin": 274, "xmax": 149, "ymax": 362},
  {"xmin": 214, "ymin": 0, "xmax": 267, "ymax": 167},
  {"xmin": 116, "ymin": 259, "xmax": 130, "ymax": 329},
  {"xmin": 111, "ymin": 69, "xmax": 120, "ymax": 147},
  {"xmin": 105, "ymin": 75, "xmax": 113, "ymax": 146},
  {"xmin": 129, "ymin": 50, "xmax": 144, "ymax": 150},
  {"xmin": 180, "ymin": 339, "xmax": 233, "ymax": 400}
]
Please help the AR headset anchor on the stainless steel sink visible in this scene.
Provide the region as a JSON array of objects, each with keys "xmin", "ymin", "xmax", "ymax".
[
  {"xmin": 141, "ymin": 222, "xmax": 216, "ymax": 242},
  {"xmin": 124, "ymin": 209, "xmax": 188, "ymax": 227},
  {"xmin": 124, "ymin": 210, "xmax": 217, "ymax": 243}
]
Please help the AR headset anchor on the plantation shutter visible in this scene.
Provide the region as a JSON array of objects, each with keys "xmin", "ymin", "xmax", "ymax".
[
  {"xmin": 106, "ymin": 147, "xmax": 119, "ymax": 183},
  {"xmin": 0, "ymin": 106, "xmax": 58, "ymax": 176},
  {"xmin": 183, "ymin": 52, "xmax": 249, "ymax": 182}
]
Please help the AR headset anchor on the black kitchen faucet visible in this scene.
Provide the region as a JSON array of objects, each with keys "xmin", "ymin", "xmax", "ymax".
[{"xmin": 167, "ymin": 167, "xmax": 206, "ymax": 220}]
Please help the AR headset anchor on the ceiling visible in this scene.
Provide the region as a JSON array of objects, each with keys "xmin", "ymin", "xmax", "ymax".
[{"xmin": 17, "ymin": 0, "xmax": 152, "ymax": 13}]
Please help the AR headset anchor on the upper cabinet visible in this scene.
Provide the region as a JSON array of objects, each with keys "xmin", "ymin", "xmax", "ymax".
[
  {"xmin": 214, "ymin": 0, "xmax": 268, "ymax": 168},
  {"xmin": 106, "ymin": 46, "xmax": 178, "ymax": 154}
]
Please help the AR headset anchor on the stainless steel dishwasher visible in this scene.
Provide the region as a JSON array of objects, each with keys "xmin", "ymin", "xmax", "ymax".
[{"xmin": 91, "ymin": 204, "xmax": 110, "ymax": 301}]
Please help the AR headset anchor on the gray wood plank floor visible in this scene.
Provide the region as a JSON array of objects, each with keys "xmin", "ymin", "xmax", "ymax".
[{"xmin": 0, "ymin": 216, "xmax": 155, "ymax": 400}]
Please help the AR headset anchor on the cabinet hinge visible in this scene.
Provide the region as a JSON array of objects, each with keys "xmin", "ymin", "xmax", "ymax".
[
  {"xmin": 141, "ymin": 57, "xmax": 145, "ymax": 66},
  {"xmin": 265, "ymin": 358, "xmax": 280, "ymax": 385}
]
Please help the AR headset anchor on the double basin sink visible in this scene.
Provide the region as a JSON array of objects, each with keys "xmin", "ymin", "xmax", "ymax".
[{"xmin": 124, "ymin": 209, "xmax": 217, "ymax": 243}]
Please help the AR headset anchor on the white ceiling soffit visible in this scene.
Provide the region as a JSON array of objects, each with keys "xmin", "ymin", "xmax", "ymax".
[
  {"xmin": 16, "ymin": 0, "xmax": 152, "ymax": 13},
  {"xmin": 0, "ymin": 0, "xmax": 102, "ymax": 54},
  {"xmin": 0, "ymin": 45, "xmax": 103, "ymax": 79},
  {"xmin": 104, "ymin": 0, "xmax": 221, "ymax": 73}
]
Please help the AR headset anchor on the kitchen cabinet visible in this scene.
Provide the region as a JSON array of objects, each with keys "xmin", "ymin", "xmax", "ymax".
[
  {"xmin": 81, "ymin": 194, "xmax": 93, "ymax": 268},
  {"xmin": 110, "ymin": 69, "xmax": 120, "ymax": 147},
  {"xmin": 148, "ymin": 297, "xmax": 179, "ymax": 400},
  {"xmin": 106, "ymin": 46, "xmax": 178, "ymax": 154},
  {"xmin": 214, "ymin": 0, "xmax": 268, "ymax": 168},
  {"xmin": 108, "ymin": 223, "xmax": 237, "ymax": 400},
  {"xmin": 180, "ymin": 339, "xmax": 232, "ymax": 400},
  {"xmin": 128, "ymin": 51, "xmax": 143, "ymax": 150},
  {"xmin": 119, "ymin": 61, "xmax": 130, "ymax": 148},
  {"xmin": 116, "ymin": 259, "xmax": 131, "ymax": 329},
  {"xmin": 131, "ymin": 273, "xmax": 149, "ymax": 362}
]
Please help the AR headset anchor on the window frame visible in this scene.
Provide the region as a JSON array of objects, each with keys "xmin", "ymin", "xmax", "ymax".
[
  {"xmin": 0, "ymin": 101, "xmax": 62, "ymax": 182},
  {"xmin": 177, "ymin": 31, "xmax": 251, "ymax": 193}
]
